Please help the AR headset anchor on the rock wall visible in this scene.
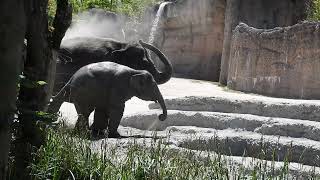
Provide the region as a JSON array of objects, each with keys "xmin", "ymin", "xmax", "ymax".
[
  {"xmin": 219, "ymin": 0, "xmax": 311, "ymax": 84},
  {"xmin": 227, "ymin": 22, "xmax": 320, "ymax": 99},
  {"xmin": 158, "ymin": 0, "xmax": 226, "ymax": 81}
]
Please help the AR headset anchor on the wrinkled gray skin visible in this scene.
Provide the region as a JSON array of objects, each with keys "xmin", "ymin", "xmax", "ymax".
[
  {"xmin": 51, "ymin": 62, "xmax": 167, "ymax": 138},
  {"xmin": 51, "ymin": 37, "xmax": 172, "ymax": 113}
]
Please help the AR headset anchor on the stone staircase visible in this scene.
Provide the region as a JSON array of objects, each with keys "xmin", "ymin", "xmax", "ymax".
[{"xmin": 121, "ymin": 95, "xmax": 320, "ymax": 168}]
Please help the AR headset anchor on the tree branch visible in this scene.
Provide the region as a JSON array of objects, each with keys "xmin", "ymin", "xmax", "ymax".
[{"xmin": 51, "ymin": 0, "xmax": 72, "ymax": 49}]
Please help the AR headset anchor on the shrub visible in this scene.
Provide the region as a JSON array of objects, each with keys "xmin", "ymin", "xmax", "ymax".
[{"xmin": 308, "ymin": 0, "xmax": 320, "ymax": 20}]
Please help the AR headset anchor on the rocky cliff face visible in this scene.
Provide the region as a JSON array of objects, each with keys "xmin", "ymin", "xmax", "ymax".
[
  {"xmin": 158, "ymin": 0, "xmax": 226, "ymax": 81},
  {"xmin": 154, "ymin": 0, "xmax": 310, "ymax": 82},
  {"xmin": 219, "ymin": 0, "xmax": 311, "ymax": 84},
  {"xmin": 227, "ymin": 22, "xmax": 320, "ymax": 99}
]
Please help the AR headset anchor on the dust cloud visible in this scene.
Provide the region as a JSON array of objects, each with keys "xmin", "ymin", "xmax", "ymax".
[
  {"xmin": 62, "ymin": 8, "xmax": 155, "ymax": 43},
  {"xmin": 63, "ymin": 8, "xmax": 127, "ymax": 41}
]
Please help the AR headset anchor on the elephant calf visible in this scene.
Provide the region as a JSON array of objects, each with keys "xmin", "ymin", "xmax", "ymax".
[{"xmin": 50, "ymin": 62, "xmax": 167, "ymax": 138}]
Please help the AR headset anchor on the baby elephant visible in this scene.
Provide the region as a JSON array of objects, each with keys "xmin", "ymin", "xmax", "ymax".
[{"xmin": 50, "ymin": 62, "xmax": 167, "ymax": 137}]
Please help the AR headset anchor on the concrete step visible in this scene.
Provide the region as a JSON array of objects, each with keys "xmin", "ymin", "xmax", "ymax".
[
  {"xmin": 121, "ymin": 110, "xmax": 320, "ymax": 141},
  {"xmin": 149, "ymin": 96, "xmax": 320, "ymax": 121},
  {"xmin": 168, "ymin": 127, "xmax": 320, "ymax": 167},
  {"xmin": 93, "ymin": 127, "xmax": 320, "ymax": 178},
  {"xmin": 117, "ymin": 123, "xmax": 320, "ymax": 167}
]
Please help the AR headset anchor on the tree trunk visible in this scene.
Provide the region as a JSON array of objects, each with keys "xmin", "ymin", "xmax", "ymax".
[
  {"xmin": 12, "ymin": 0, "xmax": 72, "ymax": 179},
  {"xmin": 19, "ymin": 0, "xmax": 72, "ymax": 117},
  {"xmin": 0, "ymin": 0, "xmax": 27, "ymax": 179}
]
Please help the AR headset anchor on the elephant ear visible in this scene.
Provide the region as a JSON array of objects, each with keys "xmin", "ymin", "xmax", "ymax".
[{"xmin": 130, "ymin": 73, "xmax": 147, "ymax": 94}]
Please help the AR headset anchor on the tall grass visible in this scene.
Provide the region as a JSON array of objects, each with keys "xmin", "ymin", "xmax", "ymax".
[{"xmin": 28, "ymin": 127, "xmax": 320, "ymax": 180}]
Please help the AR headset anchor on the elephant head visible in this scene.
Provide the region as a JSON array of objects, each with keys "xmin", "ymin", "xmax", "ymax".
[
  {"xmin": 130, "ymin": 71, "xmax": 167, "ymax": 121},
  {"xmin": 111, "ymin": 40, "xmax": 173, "ymax": 85}
]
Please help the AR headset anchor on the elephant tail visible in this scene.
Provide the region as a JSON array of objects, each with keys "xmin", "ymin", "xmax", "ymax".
[
  {"xmin": 52, "ymin": 75, "xmax": 74, "ymax": 99},
  {"xmin": 47, "ymin": 77, "xmax": 73, "ymax": 114}
]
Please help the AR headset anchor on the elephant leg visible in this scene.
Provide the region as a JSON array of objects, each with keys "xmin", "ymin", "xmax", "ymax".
[
  {"xmin": 91, "ymin": 109, "xmax": 109, "ymax": 137},
  {"xmin": 74, "ymin": 101, "xmax": 93, "ymax": 132},
  {"xmin": 107, "ymin": 104, "xmax": 124, "ymax": 138}
]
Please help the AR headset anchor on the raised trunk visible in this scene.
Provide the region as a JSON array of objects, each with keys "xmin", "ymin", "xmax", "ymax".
[
  {"xmin": 139, "ymin": 40, "xmax": 173, "ymax": 84},
  {"xmin": 154, "ymin": 85, "xmax": 167, "ymax": 121},
  {"xmin": 0, "ymin": 0, "xmax": 26, "ymax": 178}
]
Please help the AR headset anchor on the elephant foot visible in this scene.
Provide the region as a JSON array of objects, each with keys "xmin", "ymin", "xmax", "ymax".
[
  {"xmin": 90, "ymin": 129, "xmax": 121, "ymax": 140},
  {"xmin": 91, "ymin": 129, "xmax": 106, "ymax": 139},
  {"xmin": 107, "ymin": 131, "xmax": 121, "ymax": 138}
]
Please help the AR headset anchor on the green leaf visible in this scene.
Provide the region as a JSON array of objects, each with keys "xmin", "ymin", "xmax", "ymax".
[
  {"xmin": 37, "ymin": 81, "xmax": 48, "ymax": 86},
  {"xmin": 19, "ymin": 75, "xmax": 26, "ymax": 79},
  {"xmin": 36, "ymin": 111, "xmax": 58, "ymax": 123},
  {"xmin": 20, "ymin": 79, "xmax": 47, "ymax": 89}
]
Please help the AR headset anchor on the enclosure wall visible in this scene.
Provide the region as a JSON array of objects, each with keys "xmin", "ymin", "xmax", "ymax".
[{"xmin": 227, "ymin": 22, "xmax": 320, "ymax": 99}]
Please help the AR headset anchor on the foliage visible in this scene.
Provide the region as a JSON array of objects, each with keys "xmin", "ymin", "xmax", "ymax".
[
  {"xmin": 19, "ymin": 75, "xmax": 47, "ymax": 89},
  {"xmin": 28, "ymin": 127, "xmax": 320, "ymax": 180},
  {"xmin": 114, "ymin": 0, "xmax": 160, "ymax": 17},
  {"xmin": 48, "ymin": 0, "xmax": 160, "ymax": 24},
  {"xmin": 17, "ymin": 76, "xmax": 56, "ymax": 123},
  {"xmin": 308, "ymin": 0, "xmax": 320, "ymax": 20}
]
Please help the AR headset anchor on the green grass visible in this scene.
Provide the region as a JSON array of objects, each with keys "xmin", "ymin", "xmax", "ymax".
[{"xmin": 27, "ymin": 127, "xmax": 320, "ymax": 180}]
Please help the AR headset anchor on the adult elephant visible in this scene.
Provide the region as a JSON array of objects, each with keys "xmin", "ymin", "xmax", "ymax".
[{"xmin": 49, "ymin": 36, "xmax": 172, "ymax": 113}]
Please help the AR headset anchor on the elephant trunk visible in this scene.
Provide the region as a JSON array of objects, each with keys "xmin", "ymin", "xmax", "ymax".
[
  {"xmin": 154, "ymin": 85, "xmax": 167, "ymax": 121},
  {"xmin": 139, "ymin": 40, "xmax": 173, "ymax": 84}
]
